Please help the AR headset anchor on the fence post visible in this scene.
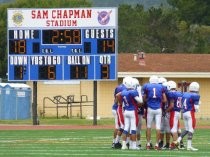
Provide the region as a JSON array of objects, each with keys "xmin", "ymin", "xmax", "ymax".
[
  {"xmin": 93, "ymin": 81, "xmax": 97, "ymax": 125},
  {"xmin": 32, "ymin": 81, "xmax": 39, "ymax": 125}
]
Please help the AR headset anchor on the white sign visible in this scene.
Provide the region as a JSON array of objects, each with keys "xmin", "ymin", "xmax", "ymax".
[
  {"xmin": 17, "ymin": 91, "xmax": 26, "ymax": 97},
  {"xmin": 8, "ymin": 8, "xmax": 117, "ymax": 28}
]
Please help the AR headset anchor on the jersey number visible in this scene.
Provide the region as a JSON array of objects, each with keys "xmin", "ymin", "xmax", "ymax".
[
  {"xmin": 182, "ymin": 99, "xmax": 187, "ymax": 110},
  {"xmin": 176, "ymin": 97, "xmax": 182, "ymax": 108},
  {"xmin": 123, "ymin": 96, "xmax": 129, "ymax": 106},
  {"xmin": 152, "ymin": 88, "xmax": 157, "ymax": 98}
]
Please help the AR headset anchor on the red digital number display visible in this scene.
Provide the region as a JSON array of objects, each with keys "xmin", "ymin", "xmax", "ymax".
[{"xmin": 42, "ymin": 29, "xmax": 81, "ymax": 44}]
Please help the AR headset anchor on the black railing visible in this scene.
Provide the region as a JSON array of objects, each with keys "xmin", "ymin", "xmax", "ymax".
[{"xmin": 43, "ymin": 95, "xmax": 93, "ymax": 119}]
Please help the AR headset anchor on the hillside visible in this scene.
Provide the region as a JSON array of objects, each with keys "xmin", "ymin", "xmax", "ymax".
[
  {"xmin": 0, "ymin": 0, "xmax": 13, "ymax": 3},
  {"xmin": 91, "ymin": 0, "xmax": 169, "ymax": 9},
  {"xmin": 0, "ymin": 0, "xmax": 169, "ymax": 9}
]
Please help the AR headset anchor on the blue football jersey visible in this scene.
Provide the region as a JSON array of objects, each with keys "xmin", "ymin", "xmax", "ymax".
[
  {"xmin": 142, "ymin": 83, "xmax": 149, "ymax": 96},
  {"xmin": 182, "ymin": 92, "xmax": 200, "ymax": 113},
  {"xmin": 167, "ymin": 90, "xmax": 183, "ymax": 112},
  {"xmin": 112, "ymin": 84, "xmax": 126, "ymax": 110},
  {"xmin": 112, "ymin": 103, "xmax": 118, "ymax": 110},
  {"xmin": 143, "ymin": 83, "xmax": 165, "ymax": 110},
  {"xmin": 114, "ymin": 84, "xmax": 126, "ymax": 96},
  {"xmin": 134, "ymin": 87, "xmax": 144, "ymax": 115},
  {"xmin": 161, "ymin": 85, "xmax": 169, "ymax": 111},
  {"xmin": 121, "ymin": 89, "xmax": 139, "ymax": 111}
]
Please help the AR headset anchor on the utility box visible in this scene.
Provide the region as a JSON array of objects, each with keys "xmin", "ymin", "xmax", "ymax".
[{"xmin": 0, "ymin": 83, "xmax": 32, "ymax": 120}]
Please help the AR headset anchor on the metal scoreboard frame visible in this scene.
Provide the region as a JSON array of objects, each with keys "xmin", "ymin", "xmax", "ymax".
[{"xmin": 7, "ymin": 8, "xmax": 118, "ymax": 81}]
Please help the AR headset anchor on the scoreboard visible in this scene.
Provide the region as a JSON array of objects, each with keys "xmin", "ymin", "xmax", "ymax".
[{"xmin": 7, "ymin": 8, "xmax": 118, "ymax": 81}]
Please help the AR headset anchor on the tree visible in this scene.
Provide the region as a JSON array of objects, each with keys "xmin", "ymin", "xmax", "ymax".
[
  {"xmin": 118, "ymin": 4, "xmax": 148, "ymax": 52},
  {"xmin": 118, "ymin": 5, "xmax": 179, "ymax": 53},
  {"xmin": 144, "ymin": 7, "xmax": 179, "ymax": 52},
  {"xmin": 167, "ymin": 0, "xmax": 210, "ymax": 53},
  {"xmin": 167, "ymin": 0, "xmax": 210, "ymax": 25}
]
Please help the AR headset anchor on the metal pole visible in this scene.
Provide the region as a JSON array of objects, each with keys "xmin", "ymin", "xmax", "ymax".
[
  {"xmin": 32, "ymin": 81, "xmax": 38, "ymax": 125},
  {"xmin": 93, "ymin": 81, "xmax": 97, "ymax": 125}
]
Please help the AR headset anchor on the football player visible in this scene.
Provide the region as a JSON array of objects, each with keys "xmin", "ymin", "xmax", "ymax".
[
  {"xmin": 116, "ymin": 77, "xmax": 143, "ymax": 150},
  {"xmin": 112, "ymin": 77, "xmax": 127, "ymax": 149},
  {"xmin": 158, "ymin": 77, "xmax": 171, "ymax": 149},
  {"xmin": 133, "ymin": 78, "xmax": 144, "ymax": 149},
  {"xmin": 176, "ymin": 82, "xmax": 200, "ymax": 151},
  {"xmin": 143, "ymin": 75, "xmax": 167, "ymax": 150},
  {"xmin": 164, "ymin": 80, "xmax": 182, "ymax": 150}
]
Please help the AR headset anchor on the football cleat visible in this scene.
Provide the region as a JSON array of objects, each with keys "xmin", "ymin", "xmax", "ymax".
[
  {"xmin": 179, "ymin": 141, "xmax": 185, "ymax": 150},
  {"xmin": 112, "ymin": 143, "xmax": 115, "ymax": 148},
  {"xmin": 146, "ymin": 145, "xmax": 151, "ymax": 150},
  {"xmin": 174, "ymin": 141, "xmax": 180, "ymax": 149},
  {"xmin": 137, "ymin": 144, "xmax": 143, "ymax": 150},
  {"xmin": 154, "ymin": 146, "xmax": 160, "ymax": 150},
  {"xmin": 170, "ymin": 142, "xmax": 179, "ymax": 150},
  {"xmin": 187, "ymin": 147, "xmax": 198, "ymax": 151},
  {"xmin": 130, "ymin": 146, "xmax": 140, "ymax": 150},
  {"xmin": 126, "ymin": 142, "xmax": 130, "ymax": 149},
  {"xmin": 114, "ymin": 142, "xmax": 122, "ymax": 149},
  {"xmin": 158, "ymin": 141, "xmax": 163, "ymax": 148},
  {"xmin": 150, "ymin": 143, "xmax": 154, "ymax": 149},
  {"xmin": 161, "ymin": 143, "xmax": 170, "ymax": 150},
  {"xmin": 121, "ymin": 145, "xmax": 128, "ymax": 150}
]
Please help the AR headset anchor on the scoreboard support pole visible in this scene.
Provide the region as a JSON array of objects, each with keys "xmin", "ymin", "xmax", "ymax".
[
  {"xmin": 93, "ymin": 81, "xmax": 97, "ymax": 125},
  {"xmin": 32, "ymin": 81, "xmax": 39, "ymax": 125}
]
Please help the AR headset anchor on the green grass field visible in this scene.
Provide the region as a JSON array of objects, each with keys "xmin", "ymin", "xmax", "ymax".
[{"xmin": 0, "ymin": 128, "xmax": 209, "ymax": 157}]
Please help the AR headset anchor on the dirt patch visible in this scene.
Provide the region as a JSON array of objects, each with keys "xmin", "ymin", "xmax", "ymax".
[
  {"xmin": 0, "ymin": 124, "xmax": 209, "ymax": 130},
  {"xmin": 0, "ymin": 124, "xmax": 114, "ymax": 130}
]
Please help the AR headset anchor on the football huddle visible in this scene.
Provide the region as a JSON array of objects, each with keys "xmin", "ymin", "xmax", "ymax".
[{"xmin": 112, "ymin": 75, "xmax": 200, "ymax": 151}]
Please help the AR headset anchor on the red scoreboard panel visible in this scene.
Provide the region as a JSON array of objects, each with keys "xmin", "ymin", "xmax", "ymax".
[{"xmin": 7, "ymin": 8, "xmax": 118, "ymax": 81}]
